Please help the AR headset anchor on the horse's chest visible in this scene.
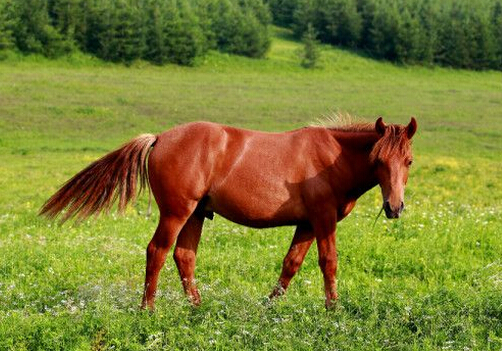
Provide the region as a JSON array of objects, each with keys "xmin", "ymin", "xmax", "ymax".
[{"xmin": 337, "ymin": 200, "xmax": 356, "ymax": 221}]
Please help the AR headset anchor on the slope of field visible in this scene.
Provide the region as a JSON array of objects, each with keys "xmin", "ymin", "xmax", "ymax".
[{"xmin": 0, "ymin": 28, "xmax": 501, "ymax": 350}]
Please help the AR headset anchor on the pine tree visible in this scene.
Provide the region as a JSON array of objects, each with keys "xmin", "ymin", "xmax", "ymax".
[
  {"xmin": 8, "ymin": 0, "xmax": 70, "ymax": 57},
  {"xmin": 395, "ymin": 8, "xmax": 421, "ymax": 64},
  {"xmin": 436, "ymin": 3, "xmax": 470, "ymax": 68},
  {"xmin": 209, "ymin": 0, "xmax": 270, "ymax": 58},
  {"xmin": 369, "ymin": 3, "xmax": 400, "ymax": 61},
  {"xmin": 228, "ymin": 7, "xmax": 270, "ymax": 57},
  {"xmin": 292, "ymin": 0, "xmax": 317, "ymax": 39},
  {"xmin": 491, "ymin": 1, "xmax": 502, "ymax": 69},
  {"xmin": 92, "ymin": 0, "xmax": 146, "ymax": 64},
  {"xmin": 416, "ymin": 0, "xmax": 438, "ymax": 65},
  {"xmin": 114, "ymin": 1, "xmax": 146, "ymax": 64},
  {"xmin": 356, "ymin": 0, "xmax": 376, "ymax": 49},
  {"xmin": 48, "ymin": 0, "xmax": 80, "ymax": 39},
  {"xmin": 467, "ymin": 10, "xmax": 496, "ymax": 70},
  {"xmin": 0, "ymin": 0, "xmax": 15, "ymax": 51},
  {"xmin": 191, "ymin": 0, "xmax": 217, "ymax": 52},
  {"xmin": 144, "ymin": 0, "xmax": 168, "ymax": 64},
  {"xmin": 170, "ymin": 0, "xmax": 204, "ymax": 65},
  {"xmin": 268, "ymin": 0, "xmax": 298, "ymax": 26},
  {"xmin": 320, "ymin": 0, "xmax": 361, "ymax": 47},
  {"xmin": 82, "ymin": 2, "xmax": 108, "ymax": 56},
  {"xmin": 301, "ymin": 22, "xmax": 319, "ymax": 68}
]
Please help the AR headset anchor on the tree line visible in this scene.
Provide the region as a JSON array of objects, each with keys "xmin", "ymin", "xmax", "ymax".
[
  {"xmin": 0, "ymin": 0, "xmax": 271, "ymax": 65},
  {"xmin": 0, "ymin": 0, "xmax": 501, "ymax": 70},
  {"xmin": 267, "ymin": 0, "xmax": 502, "ymax": 70}
]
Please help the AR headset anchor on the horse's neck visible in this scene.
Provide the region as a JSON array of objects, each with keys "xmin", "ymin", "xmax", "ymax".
[
  {"xmin": 330, "ymin": 129, "xmax": 380, "ymax": 198},
  {"xmin": 330, "ymin": 129, "xmax": 380, "ymax": 151}
]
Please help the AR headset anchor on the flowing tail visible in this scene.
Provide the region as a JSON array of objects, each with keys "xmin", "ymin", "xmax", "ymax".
[{"xmin": 40, "ymin": 134, "xmax": 157, "ymax": 222}]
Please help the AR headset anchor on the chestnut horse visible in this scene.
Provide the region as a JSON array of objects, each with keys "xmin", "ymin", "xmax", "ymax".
[{"xmin": 40, "ymin": 117, "xmax": 417, "ymax": 309}]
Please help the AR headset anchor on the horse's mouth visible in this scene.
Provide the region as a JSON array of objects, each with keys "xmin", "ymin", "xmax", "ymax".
[
  {"xmin": 384, "ymin": 209, "xmax": 401, "ymax": 219},
  {"xmin": 383, "ymin": 201, "xmax": 404, "ymax": 219}
]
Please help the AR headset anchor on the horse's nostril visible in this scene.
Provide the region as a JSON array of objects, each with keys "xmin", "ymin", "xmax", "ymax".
[{"xmin": 383, "ymin": 201, "xmax": 403, "ymax": 219}]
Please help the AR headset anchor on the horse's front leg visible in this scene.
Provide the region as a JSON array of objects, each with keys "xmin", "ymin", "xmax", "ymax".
[
  {"xmin": 269, "ymin": 224, "xmax": 315, "ymax": 299},
  {"xmin": 314, "ymin": 219, "xmax": 338, "ymax": 308}
]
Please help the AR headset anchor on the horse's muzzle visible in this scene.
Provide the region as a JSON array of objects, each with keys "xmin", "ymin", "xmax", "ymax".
[{"xmin": 383, "ymin": 201, "xmax": 404, "ymax": 219}]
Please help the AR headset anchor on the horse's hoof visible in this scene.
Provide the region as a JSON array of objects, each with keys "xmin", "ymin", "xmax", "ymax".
[
  {"xmin": 269, "ymin": 284, "xmax": 286, "ymax": 299},
  {"xmin": 325, "ymin": 300, "xmax": 337, "ymax": 310},
  {"xmin": 190, "ymin": 297, "xmax": 201, "ymax": 307},
  {"xmin": 140, "ymin": 304, "xmax": 155, "ymax": 313},
  {"xmin": 325, "ymin": 294, "xmax": 339, "ymax": 310}
]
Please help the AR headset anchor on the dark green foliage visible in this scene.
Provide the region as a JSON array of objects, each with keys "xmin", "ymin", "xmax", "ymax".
[
  {"xmin": 491, "ymin": 2, "xmax": 502, "ymax": 69},
  {"xmin": 293, "ymin": 0, "xmax": 362, "ymax": 47},
  {"xmin": 0, "ymin": 1, "xmax": 15, "ymax": 51},
  {"xmin": 395, "ymin": 9, "xmax": 421, "ymax": 64},
  {"xmin": 414, "ymin": 0, "xmax": 438, "ymax": 64},
  {"xmin": 319, "ymin": 0, "xmax": 362, "ymax": 47},
  {"xmin": 272, "ymin": 0, "xmax": 502, "ymax": 70},
  {"xmin": 5, "ymin": 0, "xmax": 72, "ymax": 57},
  {"xmin": 301, "ymin": 22, "xmax": 319, "ymax": 68},
  {"xmin": 368, "ymin": 3, "xmax": 401, "ymax": 61},
  {"xmin": 468, "ymin": 10, "xmax": 497, "ymax": 70},
  {"xmin": 198, "ymin": 0, "xmax": 271, "ymax": 58},
  {"xmin": 80, "ymin": 0, "xmax": 202, "ymax": 65},
  {"xmin": 435, "ymin": 3, "xmax": 471, "ymax": 68},
  {"xmin": 3, "ymin": 0, "xmax": 501, "ymax": 69},
  {"xmin": 167, "ymin": 1, "xmax": 205, "ymax": 65},
  {"xmin": 143, "ymin": 0, "xmax": 172, "ymax": 64},
  {"xmin": 1, "ymin": 0, "xmax": 271, "ymax": 64},
  {"xmin": 94, "ymin": 1, "xmax": 146, "ymax": 63},
  {"xmin": 226, "ymin": 7, "xmax": 270, "ymax": 57},
  {"xmin": 292, "ymin": 0, "xmax": 317, "ymax": 38},
  {"xmin": 266, "ymin": 0, "xmax": 298, "ymax": 26},
  {"xmin": 434, "ymin": 3, "xmax": 497, "ymax": 70},
  {"xmin": 356, "ymin": 0, "xmax": 376, "ymax": 50},
  {"xmin": 47, "ymin": 0, "xmax": 81, "ymax": 40}
]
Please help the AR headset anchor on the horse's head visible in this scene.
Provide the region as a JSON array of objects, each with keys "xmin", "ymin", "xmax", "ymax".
[{"xmin": 371, "ymin": 117, "xmax": 417, "ymax": 219}]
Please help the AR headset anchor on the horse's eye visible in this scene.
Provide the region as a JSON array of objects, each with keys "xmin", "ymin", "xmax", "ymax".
[{"xmin": 407, "ymin": 159, "xmax": 413, "ymax": 167}]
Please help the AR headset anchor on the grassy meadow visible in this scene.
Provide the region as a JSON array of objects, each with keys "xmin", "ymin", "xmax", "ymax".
[{"xmin": 0, "ymin": 28, "xmax": 501, "ymax": 350}]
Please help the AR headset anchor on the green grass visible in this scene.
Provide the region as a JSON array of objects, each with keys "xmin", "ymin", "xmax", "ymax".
[{"xmin": 0, "ymin": 28, "xmax": 501, "ymax": 350}]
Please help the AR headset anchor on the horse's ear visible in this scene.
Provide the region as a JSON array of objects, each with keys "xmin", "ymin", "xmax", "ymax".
[
  {"xmin": 407, "ymin": 117, "xmax": 417, "ymax": 139},
  {"xmin": 375, "ymin": 117, "xmax": 386, "ymax": 136}
]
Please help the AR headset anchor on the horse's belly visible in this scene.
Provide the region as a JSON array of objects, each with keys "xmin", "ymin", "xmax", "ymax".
[{"xmin": 206, "ymin": 183, "xmax": 306, "ymax": 228}]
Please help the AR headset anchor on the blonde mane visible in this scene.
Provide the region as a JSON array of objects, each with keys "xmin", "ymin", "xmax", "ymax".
[{"xmin": 312, "ymin": 112, "xmax": 374, "ymax": 132}]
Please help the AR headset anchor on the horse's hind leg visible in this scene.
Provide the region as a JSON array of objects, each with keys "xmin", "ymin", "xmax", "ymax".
[
  {"xmin": 269, "ymin": 224, "xmax": 315, "ymax": 299},
  {"xmin": 141, "ymin": 214, "xmax": 191, "ymax": 310},
  {"xmin": 173, "ymin": 213, "xmax": 204, "ymax": 305}
]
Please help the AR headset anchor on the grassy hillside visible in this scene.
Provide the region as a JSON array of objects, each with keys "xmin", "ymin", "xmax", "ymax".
[{"xmin": 0, "ymin": 28, "xmax": 501, "ymax": 350}]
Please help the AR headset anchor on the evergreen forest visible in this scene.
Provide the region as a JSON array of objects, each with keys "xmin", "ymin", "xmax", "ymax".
[{"xmin": 0, "ymin": 0, "xmax": 501, "ymax": 69}]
